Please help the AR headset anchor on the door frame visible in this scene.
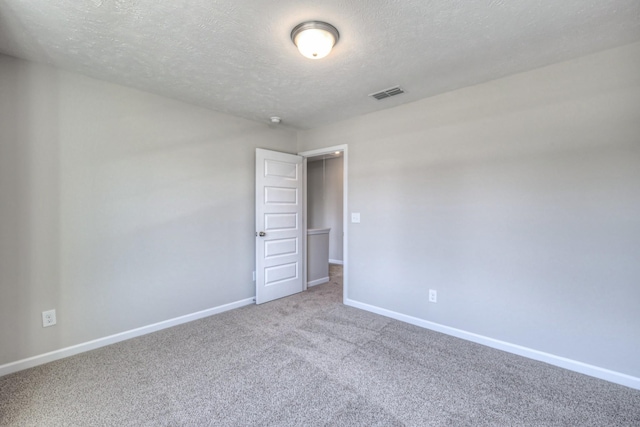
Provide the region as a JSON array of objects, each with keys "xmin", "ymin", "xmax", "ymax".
[{"xmin": 298, "ymin": 144, "xmax": 348, "ymax": 302}]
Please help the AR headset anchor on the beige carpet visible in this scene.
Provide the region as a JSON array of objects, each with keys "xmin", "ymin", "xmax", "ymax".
[{"xmin": 1, "ymin": 264, "xmax": 639, "ymax": 426}]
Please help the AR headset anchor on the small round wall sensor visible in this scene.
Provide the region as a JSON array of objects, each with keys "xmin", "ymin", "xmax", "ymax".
[{"xmin": 270, "ymin": 116, "xmax": 281, "ymax": 124}]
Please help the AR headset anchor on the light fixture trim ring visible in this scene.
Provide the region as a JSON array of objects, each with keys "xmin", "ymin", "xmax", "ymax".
[{"xmin": 291, "ymin": 21, "xmax": 340, "ymax": 47}]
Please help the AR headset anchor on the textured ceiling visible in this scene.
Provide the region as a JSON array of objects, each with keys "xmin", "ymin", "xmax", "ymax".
[{"xmin": 1, "ymin": 0, "xmax": 639, "ymax": 129}]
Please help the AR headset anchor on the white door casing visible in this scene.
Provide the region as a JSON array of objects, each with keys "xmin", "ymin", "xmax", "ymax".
[{"xmin": 255, "ymin": 148, "xmax": 304, "ymax": 304}]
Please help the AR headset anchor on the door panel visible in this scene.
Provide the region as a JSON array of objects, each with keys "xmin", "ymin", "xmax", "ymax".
[
  {"xmin": 265, "ymin": 186, "xmax": 298, "ymax": 204},
  {"xmin": 256, "ymin": 149, "xmax": 304, "ymax": 304},
  {"xmin": 265, "ymin": 213, "xmax": 298, "ymax": 230},
  {"xmin": 265, "ymin": 262, "xmax": 298, "ymax": 285},
  {"xmin": 264, "ymin": 238, "xmax": 298, "ymax": 258}
]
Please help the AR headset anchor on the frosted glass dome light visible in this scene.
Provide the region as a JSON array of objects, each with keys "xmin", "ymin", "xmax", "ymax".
[{"xmin": 291, "ymin": 21, "xmax": 339, "ymax": 60}]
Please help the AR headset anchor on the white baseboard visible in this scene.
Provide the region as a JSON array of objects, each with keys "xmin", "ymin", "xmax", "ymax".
[
  {"xmin": 308, "ymin": 277, "xmax": 330, "ymax": 287},
  {"xmin": 329, "ymin": 259, "xmax": 344, "ymax": 265},
  {"xmin": 344, "ymin": 298, "xmax": 640, "ymax": 390},
  {"xmin": 0, "ymin": 297, "xmax": 255, "ymax": 378}
]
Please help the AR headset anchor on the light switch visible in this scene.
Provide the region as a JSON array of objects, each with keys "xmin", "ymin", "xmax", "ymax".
[{"xmin": 351, "ymin": 212, "xmax": 361, "ymax": 223}]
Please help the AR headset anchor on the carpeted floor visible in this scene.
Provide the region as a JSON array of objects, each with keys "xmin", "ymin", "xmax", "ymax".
[{"xmin": 1, "ymin": 264, "xmax": 639, "ymax": 426}]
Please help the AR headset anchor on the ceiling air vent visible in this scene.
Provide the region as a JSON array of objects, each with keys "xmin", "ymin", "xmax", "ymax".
[{"xmin": 369, "ymin": 86, "xmax": 405, "ymax": 100}]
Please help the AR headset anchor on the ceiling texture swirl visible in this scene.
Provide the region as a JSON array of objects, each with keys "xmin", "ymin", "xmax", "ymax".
[{"xmin": 1, "ymin": 0, "xmax": 639, "ymax": 129}]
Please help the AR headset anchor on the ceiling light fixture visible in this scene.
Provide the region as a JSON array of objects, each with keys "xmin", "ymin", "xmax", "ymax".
[{"xmin": 291, "ymin": 21, "xmax": 339, "ymax": 60}]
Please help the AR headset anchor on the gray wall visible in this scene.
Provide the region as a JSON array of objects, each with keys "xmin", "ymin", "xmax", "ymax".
[
  {"xmin": 2, "ymin": 41, "xmax": 639, "ymax": 379},
  {"xmin": 0, "ymin": 55, "xmax": 297, "ymax": 365},
  {"xmin": 307, "ymin": 156, "xmax": 343, "ymax": 262},
  {"xmin": 298, "ymin": 42, "xmax": 640, "ymax": 377}
]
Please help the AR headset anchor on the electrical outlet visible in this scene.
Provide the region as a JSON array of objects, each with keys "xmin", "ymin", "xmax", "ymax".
[
  {"xmin": 429, "ymin": 289, "xmax": 437, "ymax": 303},
  {"xmin": 42, "ymin": 309, "xmax": 57, "ymax": 327},
  {"xmin": 351, "ymin": 212, "xmax": 361, "ymax": 223},
  {"xmin": 252, "ymin": 271, "xmax": 256, "ymax": 281}
]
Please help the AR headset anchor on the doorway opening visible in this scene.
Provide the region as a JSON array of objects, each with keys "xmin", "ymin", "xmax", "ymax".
[{"xmin": 299, "ymin": 145, "xmax": 348, "ymax": 302}]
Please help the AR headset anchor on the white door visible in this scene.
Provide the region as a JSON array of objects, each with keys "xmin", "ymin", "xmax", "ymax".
[{"xmin": 255, "ymin": 148, "xmax": 304, "ymax": 304}]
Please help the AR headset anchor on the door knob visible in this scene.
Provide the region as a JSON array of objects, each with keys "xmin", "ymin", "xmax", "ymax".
[{"xmin": 259, "ymin": 231, "xmax": 266, "ymax": 237}]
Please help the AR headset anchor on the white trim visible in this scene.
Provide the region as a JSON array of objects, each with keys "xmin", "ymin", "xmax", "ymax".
[
  {"xmin": 307, "ymin": 228, "xmax": 331, "ymax": 235},
  {"xmin": 307, "ymin": 277, "xmax": 330, "ymax": 287},
  {"xmin": 344, "ymin": 298, "xmax": 640, "ymax": 390},
  {"xmin": 298, "ymin": 145, "xmax": 346, "ymax": 158},
  {"xmin": 329, "ymin": 259, "xmax": 344, "ymax": 265},
  {"xmin": 298, "ymin": 144, "xmax": 348, "ymax": 303},
  {"xmin": 342, "ymin": 146, "xmax": 348, "ymax": 304},
  {"xmin": 302, "ymin": 155, "xmax": 308, "ymax": 291},
  {"xmin": 0, "ymin": 297, "xmax": 254, "ymax": 378}
]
